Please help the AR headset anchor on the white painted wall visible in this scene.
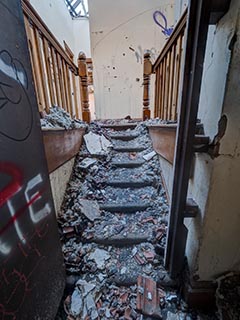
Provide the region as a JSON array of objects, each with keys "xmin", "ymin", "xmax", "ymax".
[
  {"xmin": 174, "ymin": 0, "xmax": 188, "ymax": 22},
  {"xmin": 185, "ymin": 0, "xmax": 240, "ymax": 280},
  {"xmin": 88, "ymin": 0, "xmax": 176, "ymax": 119},
  {"xmin": 29, "ymin": 0, "xmax": 91, "ymax": 62},
  {"xmin": 155, "ymin": 0, "xmax": 240, "ymax": 281}
]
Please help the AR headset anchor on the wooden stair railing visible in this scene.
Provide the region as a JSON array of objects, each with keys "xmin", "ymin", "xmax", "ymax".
[
  {"xmin": 142, "ymin": 10, "xmax": 187, "ymax": 121},
  {"xmin": 21, "ymin": 0, "xmax": 91, "ymax": 122},
  {"xmin": 142, "ymin": 53, "xmax": 152, "ymax": 120},
  {"xmin": 78, "ymin": 52, "xmax": 91, "ymax": 123}
]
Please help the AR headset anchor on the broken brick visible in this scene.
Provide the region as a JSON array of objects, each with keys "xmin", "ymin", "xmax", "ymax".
[
  {"xmin": 137, "ymin": 276, "xmax": 162, "ymax": 319},
  {"xmin": 143, "ymin": 250, "xmax": 156, "ymax": 262},
  {"xmin": 124, "ymin": 306, "xmax": 132, "ymax": 320},
  {"xmin": 134, "ymin": 253, "xmax": 145, "ymax": 265}
]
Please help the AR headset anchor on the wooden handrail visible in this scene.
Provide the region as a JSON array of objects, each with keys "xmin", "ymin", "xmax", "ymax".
[
  {"xmin": 151, "ymin": 9, "xmax": 188, "ymax": 121},
  {"xmin": 22, "ymin": 0, "xmax": 92, "ymax": 121},
  {"xmin": 22, "ymin": 0, "xmax": 77, "ymax": 74},
  {"xmin": 153, "ymin": 9, "xmax": 187, "ymax": 71}
]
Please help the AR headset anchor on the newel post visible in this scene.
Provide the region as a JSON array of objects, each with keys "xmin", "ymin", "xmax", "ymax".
[
  {"xmin": 78, "ymin": 52, "xmax": 91, "ymax": 123},
  {"xmin": 142, "ymin": 52, "xmax": 152, "ymax": 120}
]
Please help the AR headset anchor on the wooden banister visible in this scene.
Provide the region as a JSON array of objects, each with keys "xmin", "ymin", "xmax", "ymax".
[
  {"xmin": 78, "ymin": 52, "xmax": 91, "ymax": 123},
  {"xmin": 151, "ymin": 9, "xmax": 187, "ymax": 121},
  {"xmin": 142, "ymin": 53, "xmax": 152, "ymax": 120},
  {"xmin": 22, "ymin": 0, "xmax": 88, "ymax": 120},
  {"xmin": 22, "ymin": 0, "xmax": 77, "ymax": 73}
]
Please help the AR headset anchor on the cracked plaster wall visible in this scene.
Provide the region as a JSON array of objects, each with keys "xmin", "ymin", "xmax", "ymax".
[
  {"xmin": 185, "ymin": 0, "xmax": 240, "ymax": 281},
  {"xmin": 88, "ymin": 0, "xmax": 175, "ymax": 119}
]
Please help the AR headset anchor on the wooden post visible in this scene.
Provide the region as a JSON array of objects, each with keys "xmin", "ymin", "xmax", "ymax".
[
  {"xmin": 78, "ymin": 51, "xmax": 91, "ymax": 123},
  {"xmin": 143, "ymin": 52, "xmax": 152, "ymax": 120}
]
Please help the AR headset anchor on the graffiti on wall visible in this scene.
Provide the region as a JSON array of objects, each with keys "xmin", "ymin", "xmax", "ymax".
[
  {"xmin": 0, "ymin": 162, "xmax": 51, "ymax": 255},
  {"xmin": 153, "ymin": 11, "xmax": 174, "ymax": 37},
  {"xmin": 0, "ymin": 50, "xmax": 33, "ymax": 141},
  {"xmin": 0, "ymin": 1, "xmax": 65, "ymax": 318},
  {"xmin": 129, "ymin": 46, "xmax": 158, "ymax": 64}
]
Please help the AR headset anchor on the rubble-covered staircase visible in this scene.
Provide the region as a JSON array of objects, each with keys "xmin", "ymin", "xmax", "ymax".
[{"xmin": 56, "ymin": 121, "xmax": 199, "ymax": 320}]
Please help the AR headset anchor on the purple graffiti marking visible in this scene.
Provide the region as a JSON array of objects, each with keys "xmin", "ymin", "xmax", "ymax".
[{"xmin": 153, "ymin": 11, "xmax": 174, "ymax": 37}]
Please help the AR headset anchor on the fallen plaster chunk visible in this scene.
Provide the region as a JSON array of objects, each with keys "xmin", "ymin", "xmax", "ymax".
[
  {"xmin": 101, "ymin": 134, "xmax": 112, "ymax": 151},
  {"xmin": 79, "ymin": 158, "xmax": 97, "ymax": 169},
  {"xmin": 70, "ymin": 287, "xmax": 83, "ymax": 316},
  {"xmin": 88, "ymin": 248, "xmax": 111, "ymax": 270},
  {"xmin": 79, "ymin": 199, "xmax": 101, "ymax": 222},
  {"xmin": 166, "ymin": 311, "xmax": 180, "ymax": 320},
  {"xmin": 84, "ymin": 131, "xmax": 112, "ymax": 154},
  {"xmin": 70, "ymin": 280, "xmax": 98, "ymax": 319},
  {"xmin": 143, "ymin": 151, "xmax": 156, "ymax": 161}
]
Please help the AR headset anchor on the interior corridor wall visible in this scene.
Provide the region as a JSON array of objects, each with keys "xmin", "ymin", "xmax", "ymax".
[
  {"xmin": 185, "ymin": 0, "xmax": 240, "ymax": 281},
  {"xmin": 88, "ymin": 0, "xmax": 176, "ymax": 119}
]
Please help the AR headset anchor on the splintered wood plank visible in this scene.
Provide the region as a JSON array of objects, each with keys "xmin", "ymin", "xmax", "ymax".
[{"xmin": 137, "ymin": 276, "xmax": 162, "ymax": 319}]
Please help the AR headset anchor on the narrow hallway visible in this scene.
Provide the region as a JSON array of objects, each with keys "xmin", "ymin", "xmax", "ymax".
[{"xmin": 55, "ymin": 121, "xmax": 210, "ymax": 320}]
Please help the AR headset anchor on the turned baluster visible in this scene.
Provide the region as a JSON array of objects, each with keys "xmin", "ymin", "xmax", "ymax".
[
  {"xmin": 78, "ymin": 52, "xmax": 91, "ymax": 123},
  {"xmin": 142, "ymin": 52, "xmax": 152, "ymax": 120}
]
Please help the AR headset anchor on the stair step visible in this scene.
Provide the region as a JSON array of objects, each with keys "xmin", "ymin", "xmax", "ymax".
[
  {"xmin": 83, "ymin": 233, "xmax": 151, "ymax": 246},
  {"xmin": 113, "ymin": 146, "xmax": 146, "ymax": 152},
  {"xmin": 111, "ymin": 160, "xmax": 145, "ymax": 168},
  {"xmin": 109, "ymin": 133, "xmax": 139, "ymax": 141},
  {"xmin": 101, "ymin": 123, "xmax": 138, "ymax": 130},
  {"xmin": 100, "ymin": 203, "xmax": 151, "ymax": 213},
  {"xmin": 111, "ymin": 272, "xmax": 177, "ymax": 288},
  {"xmin": 106, "ymin": 179, "xmax": 155, "ymax": 188}
]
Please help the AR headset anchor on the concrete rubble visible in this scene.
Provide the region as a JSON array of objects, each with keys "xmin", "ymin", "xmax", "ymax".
[
  {"xmin": 55, "ymin": 120, "xmax": 217, "ymax": 320},
  {"xmin": 40, "ymin": 106, "xmax": 86, "ymax": 129},
  {"xmin": 84, "ymin": 131, "xmax": 112, "ymax": 154}
]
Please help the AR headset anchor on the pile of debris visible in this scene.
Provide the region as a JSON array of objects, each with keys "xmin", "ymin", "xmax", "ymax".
[
  {"xmin": 55, "ymin": 121, "xmax": 215, "ymax": 320},
  {"xmin": 40, "ymin": 106, "xmax": 86, "ymax": 129},
  {"xmin": 216, "ymin": 272, "xmax": 240, "ymax": 320}
]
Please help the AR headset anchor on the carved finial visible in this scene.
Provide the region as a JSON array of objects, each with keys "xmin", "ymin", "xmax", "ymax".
[{"xmin": 78, "ymin": 51, "xmax": 86, "ymax": 61}]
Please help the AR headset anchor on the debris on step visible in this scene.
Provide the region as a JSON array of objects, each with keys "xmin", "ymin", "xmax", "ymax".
[
  {"xmin": 78, "ymin": 199, "xmax": 101, "ymax": 222},
  {"xmin": 216, "ymin": 272, "xmax": 240, "ymax": 320},
  {"xmin": 68, "ymin": 279, "xmax": 99, "ymax": 319},
  {"xmin": 40, "ymin": 105, "xmax": 86, "ymax": 129},
  {"xmin": 143, "ymin": 151, "xmax": 157, "ymax": 161},
  {"xmin": 84, "ymin": 131, "xmax": 112, "ymax": 154},
  {"xmin": 79, "ymin": 158, "xmax": 97, "ymax": 169},
  {"xmin": 88, "ymin": 248, "xmax": 111, "ymax": 270}
]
